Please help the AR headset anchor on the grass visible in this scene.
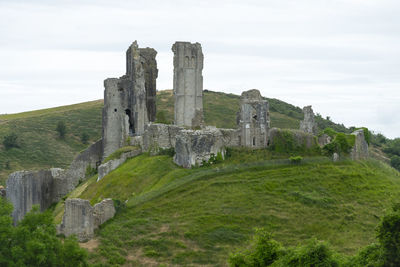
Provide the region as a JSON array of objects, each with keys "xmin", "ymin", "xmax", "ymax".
[
  {"xmin": 56, "ymin": 149, "xmax": 400, "ymax": 266},
  {"xmin": 0, "ymin": 100, "xmax": 103, "ymax": 185},
  {"xmin": 0, "ymin": 89, "xmax": 341, "ymax": 185}
]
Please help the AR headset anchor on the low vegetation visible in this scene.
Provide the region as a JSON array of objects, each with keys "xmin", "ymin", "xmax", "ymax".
[
  {"xmin": 54, "ymin": 148, "xmax": 400, "ymax": 266},
  {"xmin": 0, "ymin": 198, "xmax": 88, "ymax": 267}
]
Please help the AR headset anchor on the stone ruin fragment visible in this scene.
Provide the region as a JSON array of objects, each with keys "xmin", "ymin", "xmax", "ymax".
[
  {"xmin": 172, "ymin": 42, "xmax": 204, "ymax": 128},
  {"xmin": 57, "ymin": 198, "xmax": 115, "ymax": 242},
  {"xmin": 350, "ymin": 129, "xmax": 369, "ymax": 160},
  {"xmin": 300, "ymin": 105, "xmax": 317, "ymax": 135},
  {"xmin": 102, "ymin": 41, "xmax": 158, "ymax": 159},
  {"xmin": 237, "ymin": 89, "xmax": 270, "ymax": 148}
]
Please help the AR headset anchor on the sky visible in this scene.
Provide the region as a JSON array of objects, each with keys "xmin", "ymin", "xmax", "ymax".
[{"xmin": 0, "ymin": 0, "xmax": 399, "ymax": 138}]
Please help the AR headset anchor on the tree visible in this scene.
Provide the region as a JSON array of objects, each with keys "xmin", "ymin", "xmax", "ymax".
[
  {"xmin": 3, "ymin": 133, "xmax": 19, "ymax": 150},
  {"xmin": 80, "ymin": 133, "xmax": 89, "ymax": 144},
  {"xmin": 391, "ymin": 156, "xmax": 400, "ymax": 171},
  {"xmin": 377, "ymin": 206, "xmax": 400, "ymax": 266},
  {"xmin": 56, "ymin": 121, "xmax": 67, "ymax": 139},
  {"xmin": 0, "ymin": 198, "xmax": 88, "ymax": 267}
]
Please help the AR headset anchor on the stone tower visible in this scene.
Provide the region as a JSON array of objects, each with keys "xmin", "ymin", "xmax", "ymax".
[
  {"xmin": 237, "ymin": 89, "xmax": 270, "ymax": 148},
  {"xmin": 102, "ymin": 41, "xmax": 158, "ymax": 159},
  {"xmin": 300, "ymin": 105, "xmax": 317, "ymax": 135},
  {"xmin": 172, "ymin": 41, "xmax": 204, "ymax": 128}
]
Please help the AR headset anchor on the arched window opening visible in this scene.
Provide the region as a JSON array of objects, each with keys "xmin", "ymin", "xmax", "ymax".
[{"xmin": 125, "ymin": 109, "xmax": 134, "ymax": 135}]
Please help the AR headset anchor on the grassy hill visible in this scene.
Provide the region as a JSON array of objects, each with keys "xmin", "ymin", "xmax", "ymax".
[
  {"xmin": 53, "ymin": 151, "xmax": 400, "ymax": 266},
  {"xmin": 0, "ymin": 90, "xmax": 316, "ymax": 185}
]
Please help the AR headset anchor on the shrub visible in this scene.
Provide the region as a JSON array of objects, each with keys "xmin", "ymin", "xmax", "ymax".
[
  {"xmin": 56, "ymin": 121, "xmax": 67, "ymax": 139},
  {"xmin": 391, "ymin": 155, "xmax": 400, "ymax": 171},
  {"xmin": 80, "ymin": 133, "xmax": 89, "ymax": 144},
  {"xmin": 228, "ymin": 228, "xmax": 282, "ymax": 267},
  {"xmin": 377, "ymin": 208, "xmax": 400, "ymax": 266},
  {"xmin": 5, "ymin": 160, "xmax": 11, "ymax": 170},
  {"xmin": 279, "ymin": 239, "xmax": 340, "ymax": 267},
  {"xmin": 289, "ymin": 156, "xmax": 302, "ymax": 164},
  {"xmin": 158, "ymin": 147, "xmax": 175, "ymax": 157},
  {"xmin": 3, "ymin": 133, "xmax": 19, "ymax": 150},
  {"xmin": 85, "ymin": 165, "xmax": 97, "ymax": 177}
]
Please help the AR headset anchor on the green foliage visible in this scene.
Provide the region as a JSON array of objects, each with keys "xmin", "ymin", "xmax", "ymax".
[
  {"xmin": 390, "ymin": 155, "xmax": 400, "ymax": 171},
  {"xmin": 103, "ymin": 146, "xmax": 138, "ymax": 163},
  {"xmin": 201, "ymin": 152, "xmax": 224, "ymax": 167},
  {"xmin": 158, "ymin": 147, "xmax": 175, "ymax": 157},
  {"xmin": 56, "ymin": 121, "xmax": 67, "ymax": 139},
  {"xmin": 5, "ymin": 160, "xmax": 10, "ymax": 170},
  {"xmin": 85, "ymin": 165, "xmax": 97, "ymax": 177},
  {"xmin": 61, "ymin": 152, "xmax": 400, "ymax": 265},
  {"xmin": 229, "ymin": 228, "xmax": 282, "ymax": 267},
  {"xmin": 80, "ymin": 132, "xmax": 89, "ymax": 144},
  {"xmin": 281, "ymin": 239, "xmax": 340, "ymax": 267},
  {"xmin": 322, "ymin": 128, "xmax": 337, "ymax": 138},
  {"xmin": 0, "ymin": 100, "xmax": 103, "ymax": 185},
  {"xmin": 371, "ymin": 133, "xmax": 388, "ymax": 147},
  {"xmin": 289, "ymin": 156, "xmax": 303, "ymax": 164},
  {"xmin": 155, "ymin": 110, "xmax": 171, "ymax": 124},
  {"xmin": 376, "ymin": 207, "xmax": 400, "ymax": 266},
  {"xmin": 0, "ymin": 199, "xmax": 88, "ymax": 267},
  {"xmin": 384, "ymin": 138, "xmax": 400, "ymax": 157},
  {"xmin": 3, "ymin": 133, "xmax": 20, "ymax": 150},
  {"xmin": 322, "ymin": 131, "xmax": 354, "ymax": 156},
  {"xmin": 356, "ymin": 127, "xmax": 371, "ymax": 145}
]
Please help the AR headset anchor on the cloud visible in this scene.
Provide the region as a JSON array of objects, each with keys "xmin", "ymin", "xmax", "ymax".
[{"xmin": 0, "ymin": 0, "xmax": 399, "ymax": 138}]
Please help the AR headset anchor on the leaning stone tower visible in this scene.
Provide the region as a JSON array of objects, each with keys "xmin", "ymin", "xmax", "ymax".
[{"xmin": 172, "ymin": 42, "xmax": 204, "ymax": 128}]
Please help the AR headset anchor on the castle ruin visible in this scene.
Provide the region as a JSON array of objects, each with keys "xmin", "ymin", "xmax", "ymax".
[
  {"xmin": 102, "ymin": 41, "xmax": 158, "ymax": 159},
  {"xmin": 172, "ymin": 42, "xmax": 204, "ymax": 127},
  {"xmin": 4, "ymin": 40, "xmax": 370, "ymax": 234}
]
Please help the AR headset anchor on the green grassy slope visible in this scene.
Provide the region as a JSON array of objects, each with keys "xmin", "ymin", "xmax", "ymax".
[
  {"xmin": 0, "ymin": 100, "xmax": 103, "ymax": 184},
  {"xmin": 0, "ymin": 90, "xmax": 305, "ymax": 185},
  {"xmin": 57, "ymin": 152, "xmax": 400, "ymax": 266}
]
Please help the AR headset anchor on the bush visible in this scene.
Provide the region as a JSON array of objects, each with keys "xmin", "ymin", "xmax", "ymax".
[
  {"xmin": 3, "ymin": 133, "xmax": 19, "ymax": 150},
  {"xmin": 228, "ymin": 228, "xmax": 282, "ymax": 267},
  {"xmin": 390, "ymin": 155, "xmax": 400, "ymax": 171},
  {"xmin": 80, "ymin": 133, "xmax": 89, "ymax": 144},
  {"xmin": 279, "ymin": 239, "xmax": 340, "ymax": 267},
  {"xmin": 376, "ymin": 207, "xmax": 400, "ymax": 266},
  {"xmin": 202, "ymin": 152, "xmax": 224, "ymax": 167},
  {"xmin": 289, "ymin": 156, "xmax": 302, "ymax": 164},
  {"xmin": 56, "ymin": 121, "xmax": 67, "ymax": 139},
  {"xmin": 158, "ymin": 147, "xmax": 175, "ymax": 157},
  {"xmin": 0, "ymin": 199, "xmax": 88, "ymax": 267}
]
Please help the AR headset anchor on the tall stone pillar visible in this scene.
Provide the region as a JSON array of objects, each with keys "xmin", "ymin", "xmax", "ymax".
[
  {"xmin": 172, "ymin": 42, "xmax": 204, "ymax": 128},
  {"xmin": 237, "ymin": 89, "xmax": 270, "ymax": 148},
  {"xmin": 102, "ymin": 41, "xmax": 158, "ymax": 159},
  {"xmin": 300, "ymin": 105, "xmax": 317, "ymax": 135}
]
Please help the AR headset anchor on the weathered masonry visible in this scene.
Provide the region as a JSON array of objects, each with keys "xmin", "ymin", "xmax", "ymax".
[
  {"xmin": 237, "ymin": 89, "xmax": 270, "ymax": 148},
  {"xmin": 172, "ymin": 42, "xmax": 204, "ymax": 128},
  {"xmin": 102, "ymin": 41, "xmax": 158, "ymax": 159}
]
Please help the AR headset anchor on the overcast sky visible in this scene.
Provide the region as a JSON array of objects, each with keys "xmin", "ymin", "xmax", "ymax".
[{"xmin": 1, "ymin": 0, "xmax": 399, "ymax": 138}]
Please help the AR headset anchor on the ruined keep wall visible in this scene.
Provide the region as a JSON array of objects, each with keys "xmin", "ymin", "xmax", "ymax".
[
  {"xmin": 300, "ymin": 105, "xmax": 317, "ymax": 135},
  {"xmin": 7, "ymin": 170, "xmax": 55, "ymax": 224},
  {"xmin": 102, "ymin": 41, "xmax": 157, "ymax": 159},
  {"xmin": 172, "ymin": 42, "xmax": 204, "ymax": 127},
  {"xmin": 237, "ymin": 89, "xmax": 270, "ymax": 148}
]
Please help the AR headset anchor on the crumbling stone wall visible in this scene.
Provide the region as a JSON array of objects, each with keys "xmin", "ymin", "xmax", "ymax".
[
  {"xmin": 174, "ymin": 128, "xmax": 225, "ymax": 168},
  {"xmin": 300, "ymin": 106, "xmax": 317, "ymax": 135},
  {"xmin": 6, "ymin": 139, "xmax": 103, "ymax": 224},
  {"xmin": 172, "ymin": 42, "xmax": 204, "ymax": 128},
  {"xmin": 142, "ymin": 123, "xmax": 184, "ymax": 154},
  {"xmin": 6, "ymin": 170, "xmax": 55, "ymax": 224},
  {"xmin": 103, "ymin": 41, "xmax": 158, "ymax": 159},
  {"xmin": 268, "ymin": 128, "xmax": 318, "ymax": 151},
  {"xmin": 97, "ymin": 148, "xmax": 142, "ymax": 181},
  {"xmin": 57, "ymin": 198, "xmax": 115, "ymax": 242},
  {"xmin": 237, "ymin": 89, "xmax": 270, "ymax": 148},
  {"xmin": 350, "ymin": 129, "xmax": 369, "ymax": 160}
]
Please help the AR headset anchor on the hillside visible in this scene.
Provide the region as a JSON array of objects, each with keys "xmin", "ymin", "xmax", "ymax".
[
  {"xmin": 53, "ymin": 151, "xmax": 400, "ymax": 266},
  {"xmin": 0, "ymin": 90, "xmax": 347, "ymax": 185}
]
